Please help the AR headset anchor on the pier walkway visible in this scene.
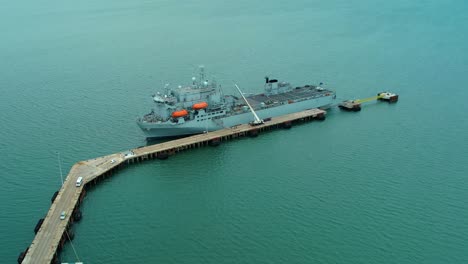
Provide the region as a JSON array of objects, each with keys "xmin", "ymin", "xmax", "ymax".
[{"xmin": 21, "ymin": 108, "xmax": 325, "ymax": 264}]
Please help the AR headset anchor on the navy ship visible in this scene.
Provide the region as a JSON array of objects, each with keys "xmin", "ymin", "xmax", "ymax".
[{"xmin": 137, "ymin": 67, "xmax": 336, "ymax": 138}]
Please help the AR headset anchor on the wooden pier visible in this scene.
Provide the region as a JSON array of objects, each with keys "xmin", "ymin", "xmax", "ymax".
[{"xmin": 20, "ymin": 108, "xmax": 325, "ymax": 264}]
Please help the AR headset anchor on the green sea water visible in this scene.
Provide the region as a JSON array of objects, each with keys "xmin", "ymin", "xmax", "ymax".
[{"xmin": 1, "ymin": 0, "xmax": 468, "ymax": 263}]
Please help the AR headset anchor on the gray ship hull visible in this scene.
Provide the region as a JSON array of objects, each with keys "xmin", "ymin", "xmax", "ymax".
[{"xmin": 138, "ymin": 94, "xmax": 333, "ymax": 138}]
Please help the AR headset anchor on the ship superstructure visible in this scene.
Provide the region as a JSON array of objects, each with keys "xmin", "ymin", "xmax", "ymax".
[{"xmin": 137, "ymin": 67, "xmax": 336, "ymax": 138}]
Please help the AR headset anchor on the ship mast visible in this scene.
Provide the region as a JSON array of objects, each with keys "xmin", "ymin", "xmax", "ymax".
[
  {"xmin": 234, "ymin": 84, "xmax": 263, "ymax": 125},
  {"xmin": 199, "ymin": 65, "xmax": 205, "ymax": 83}
]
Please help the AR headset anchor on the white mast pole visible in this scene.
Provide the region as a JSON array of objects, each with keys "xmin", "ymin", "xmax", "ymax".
[{"xmin": 234, "ymin": 84, "xmax": 263, "ymax": 124}]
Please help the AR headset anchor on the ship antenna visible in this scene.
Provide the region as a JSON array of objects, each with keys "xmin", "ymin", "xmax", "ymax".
[
  {"xmin": 234, "ymin": 83, "xmax": 263, "ymax": 125},
  {"xmin": 199, "ymin": 65, "xmax": 205, "ymax": 82},
  {"xmin": 164, "ymin": 83, "xmax": 170, "ymax": 95}
]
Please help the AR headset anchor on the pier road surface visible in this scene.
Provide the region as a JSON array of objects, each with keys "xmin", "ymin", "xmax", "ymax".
[
  {"xmin": 22, "ymin": 108, "xmax": 325, "ymax": 263},
  {"xmin": 22, "ymin": 154, "xmax": 123, "ymax": 264}
]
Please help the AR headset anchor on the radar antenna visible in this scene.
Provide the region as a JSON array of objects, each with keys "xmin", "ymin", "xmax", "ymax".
[
  {"xmin": 234, "ymin": 83, "xmax": 263, "ymax": 125},
  {"xmin": 164, "ymin": 83, "xmax": 170, "ymax": 95},
  {"xmin": 199, "ymin": 65, "xmax": 205, "ymax": 81}
]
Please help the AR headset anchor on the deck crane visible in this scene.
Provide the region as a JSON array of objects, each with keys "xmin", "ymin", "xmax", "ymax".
[{"xmin": 234, "ymin": 84, "xmax": 264, "ymax": 126}]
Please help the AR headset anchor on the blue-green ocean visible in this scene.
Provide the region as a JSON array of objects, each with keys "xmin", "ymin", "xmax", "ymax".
[{"xmin": 1, "ymin": 0, "xmax": 468, "ymax": 263}]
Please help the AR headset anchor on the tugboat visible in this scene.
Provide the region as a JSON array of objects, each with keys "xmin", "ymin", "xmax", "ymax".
[
  {"xmin": 378, "ymin": 92, "xmax": 399, "ymax": 103},
  {"xmin": 339, "ymin": 100, "xmax": 361, "ymax": 111}
]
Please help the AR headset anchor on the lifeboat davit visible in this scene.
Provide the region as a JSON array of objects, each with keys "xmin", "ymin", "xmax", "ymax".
[
  {"xmin": 171, "ymin": 109, "xmax": 188, "ymax": 118},
  {"xmin": 192, "ymin": 102, "xmax": 208, "ymax": 110}
]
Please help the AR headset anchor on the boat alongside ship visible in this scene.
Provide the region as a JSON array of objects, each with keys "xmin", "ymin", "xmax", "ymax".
[
  {"xmin": 137, "ymin": 67, "xmax": 336, "ymax": 139},
  {"xmin": 338, "ymin": 92, "xmax": 399, "ymax": 112}
]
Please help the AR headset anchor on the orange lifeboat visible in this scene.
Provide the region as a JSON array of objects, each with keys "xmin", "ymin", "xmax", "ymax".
[
  {"xmin": 192, "ymin": 102, "xmax": 208, "ymax": 110},
  {"xmin": 171, "ymin": 109, "xmax": 188, "ymax": 118}
]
